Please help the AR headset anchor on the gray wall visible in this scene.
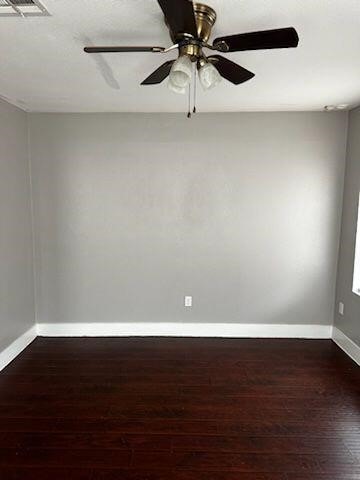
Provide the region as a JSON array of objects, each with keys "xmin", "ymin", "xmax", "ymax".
[
  {"xmin": 0, "ymin": 99, "xmax": 35, "ymax": 351},
  {"xmin": 335, "ymin": 107, "xmax": 360, "ymax": 346},
  {"xmin": 29, "ymin": 112, "xmax": 347, "ymax": 326}
]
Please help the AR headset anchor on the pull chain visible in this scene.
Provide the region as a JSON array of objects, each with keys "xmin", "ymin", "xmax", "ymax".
[
  {"xmin": 187, "ymin": 81, "xmax": 191, "ymax": 118},
  {"xmin": 187, "ymin": 61, "xmax": 197, "ymax": 118},
  {"xmin": 193, "ymin": 61, "xmax": 197, "ymax": 114}
]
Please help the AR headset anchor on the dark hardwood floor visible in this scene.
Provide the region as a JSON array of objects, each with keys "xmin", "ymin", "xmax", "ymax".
[{"xmin": 0, "ymin": 337, "xmax": 359, "ymax": 479}]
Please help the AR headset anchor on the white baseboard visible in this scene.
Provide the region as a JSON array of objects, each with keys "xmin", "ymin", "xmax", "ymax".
[
  {"xmin": 0, "ymin": 323, "xmax": 335, "ymax": 372},
  {"xmin": 37, "ymin": 322, "xmax": 332, "ymax": 339},
  {"xmin": 0, "ymin": 325, "xmax": 37, "ymax": 372},
  {"xmin": 332, "ymin": 327, "xmax": 360, "ymax": 366}
]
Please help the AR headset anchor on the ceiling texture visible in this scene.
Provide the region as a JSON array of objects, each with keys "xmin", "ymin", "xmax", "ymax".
[{"xmin": 1, "ymin": 0, "xmax": 360, "ymax": 112}]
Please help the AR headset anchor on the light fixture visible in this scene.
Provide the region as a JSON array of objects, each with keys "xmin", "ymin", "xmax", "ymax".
[
  {"xmin": 324, "ymin": 104, "xmax": 349, "ymax": 111},
  {"xmin": 168, "ymin": 54, "xmax": 223, "ymax": 95},
  {"xmin": 168, "ymin": 55, "xmax": 193, "ymax": 94},
  {"xmin": 84, "ymin": 2, "xmax": 299, "ymax": 116},
  {"xmin": 198, "ymin": 60, "xmax": 222, "ymax": 90}
]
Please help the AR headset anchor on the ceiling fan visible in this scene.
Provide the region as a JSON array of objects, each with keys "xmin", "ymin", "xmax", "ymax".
[{"xmin": 84, "ymin": 0, "xmax": 299, "ymax": 98}]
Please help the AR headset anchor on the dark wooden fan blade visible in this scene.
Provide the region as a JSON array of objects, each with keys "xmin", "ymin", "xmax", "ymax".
[
  {"xmin": 208, "ymin": 55, "xmax": 255, "ymax": 85},
  {"xmin": 157, "ymin": 0, "xmax": 197, "ymax": 39},
  {"xmin": 213, "ymin": 27, "xmax": 299, "ymax": 52},
  {"xmin": 84, "ymin": 46, "xmax": 165, "ymax": 53},
  {"xmin": 141, "ymin": 60, "xmax": 175, "ymax": 85}
]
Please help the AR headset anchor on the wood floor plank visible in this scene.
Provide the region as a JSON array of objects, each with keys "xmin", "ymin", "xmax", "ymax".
[
  {"xmin": 0, "ymin": 467, "xmax": 92, "ymax": 480},
  {"xmin": 0, "ymin": 432, "xmax": 351, "ymax": 455},
  {"xmin": 130, "ymin": 451, "xmax": 358, "ymax": 473},
  {"xmin": 0, "ymin": 448, "xmax": 131, "ymax": 468},
  {"xmin": 91, "ymin": 471, "xmax": 286, "ymax": 480},
  {"xmin": 285, "ymin": 475, "xmax": 360, "ymax": 480}
]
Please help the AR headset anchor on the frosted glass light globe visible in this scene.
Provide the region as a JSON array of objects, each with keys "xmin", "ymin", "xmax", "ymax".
[
  {"xmin": 199, "ymin": 62, "xmax": 222, "ymax": 90},
  {"xmin": 168, "ymin": 55, "xmax": 192, "ymax": 94}
]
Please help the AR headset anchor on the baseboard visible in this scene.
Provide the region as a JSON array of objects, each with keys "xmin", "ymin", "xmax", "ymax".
[
  {"xmin": 4, "ymin": 324, "xmax": 356, "ymax": 376},
  {"xmin": 0, "ymin": 323, "xmax": 333, "ymax": 370},
  {"xmin": 37, "ymin": 322, "xmax": 332, "ymax": 339},
  {"xmin": 332, "ymin": 327, "xmax": 360, "ymax": 366},
  {"xmin": 0, "ymin": 325, "xmax": 37, "ymax": 372}
]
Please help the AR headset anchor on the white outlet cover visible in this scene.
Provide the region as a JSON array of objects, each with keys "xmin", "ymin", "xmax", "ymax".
[
  {"xmin": 184, "ymin": 296, "xmax": 192, "ymax": 307},
  {"xmin": 339, "ymin": 302, "xmax": 344, "ymax": 315}
]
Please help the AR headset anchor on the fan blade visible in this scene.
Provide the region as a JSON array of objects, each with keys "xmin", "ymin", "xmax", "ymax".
[
  {"xmin": 213, "ymin": 27, "xmax": 299, "ymax": 52},
  {"xmin": 157, "ymin": 0, "xmax": 197, "ymax": 39},
  {"xmin": 141, "ymin": 60, "xmax": 175, "ymax": 85},
  {"xmin": 84, "ymin": 46, "xmax": 165, "ymax": 53},
  {"xmin": 208, "ymin": 55, "xmax": 255, "ymax": 85}
]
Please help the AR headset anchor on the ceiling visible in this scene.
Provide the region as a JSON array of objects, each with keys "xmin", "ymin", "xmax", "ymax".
[{"xmin": 1, "ymin": 0, "xmax": 360, "ymax": 112}]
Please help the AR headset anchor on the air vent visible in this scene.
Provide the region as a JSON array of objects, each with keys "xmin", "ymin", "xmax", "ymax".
[
  {"xmin": 11, "ymin": 0, "xmax": 37, "ymax": 4},
  {"xmin": 0, "ymin": 0, "xmax": 48, "ymax": 16}
]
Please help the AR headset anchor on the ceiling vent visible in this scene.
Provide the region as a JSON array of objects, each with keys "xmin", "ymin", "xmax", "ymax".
[{"xmin": 0, "ymin": 0, "xmax": 48, "ymax": 16}]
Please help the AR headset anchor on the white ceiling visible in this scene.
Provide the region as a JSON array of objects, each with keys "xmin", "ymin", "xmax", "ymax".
[{"xmin": 1, "ymin": 0, "xmax": 360, "ymax": 112}]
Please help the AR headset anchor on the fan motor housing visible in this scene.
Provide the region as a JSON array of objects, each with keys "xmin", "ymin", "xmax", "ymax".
[
  {"xmin": 193, "ymin": 3, "xmax": 217, "ymax": 42},
  {"xmin": 166, "ymin": 2, "xmax": 217, "ymax": 58}
]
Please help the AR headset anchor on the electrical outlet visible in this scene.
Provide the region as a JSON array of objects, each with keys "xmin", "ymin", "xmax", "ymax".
[
  {"xmin": 339, "ymin": 302, "xmax": 344, "ymax": 315},
  {"xmin": 184, "ymin": 296, "xmax": 192, "ymax": 307}
]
